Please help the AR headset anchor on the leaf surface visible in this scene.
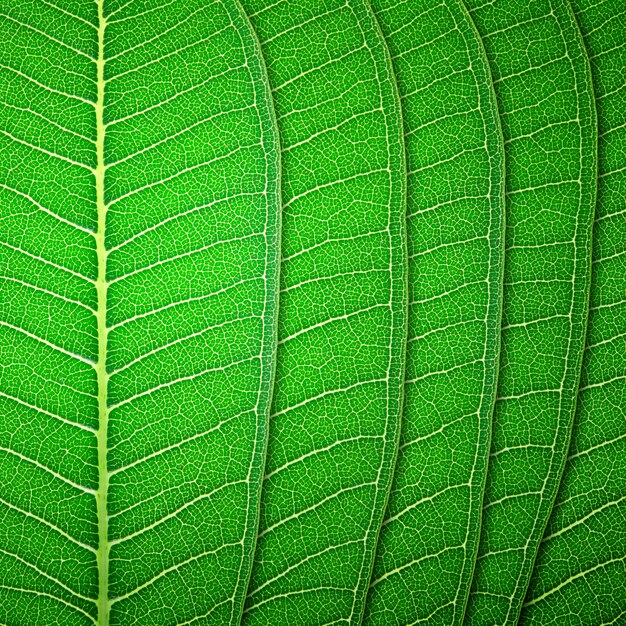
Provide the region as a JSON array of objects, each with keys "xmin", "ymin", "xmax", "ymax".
[
  {"xmin": 461, "ymin": 1, "xmax": 597, "ymax": 624},
  {"xmin": 0, "ymin": 1, "xmax": 281, "ymax": 624},
  {"xmin": 521, "ymin": 2, "xmax": 626, "ymax": 622},
  {"xmin": 238, "ymin": 1, "xmax": 408, "ymax": 624},
  {"xmin": 363, "ymin": 1, "xmax": 505, "ymax": 624}
]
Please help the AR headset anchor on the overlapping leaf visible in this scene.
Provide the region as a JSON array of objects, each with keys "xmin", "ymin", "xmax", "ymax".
[
  {"xmin": 363, "ymin": 1, "xmax": 505, "ymax": 624},
  {"xmin": 462, "ymin": 1, "xmax": 597, "ymax": 624},
  {"xmin": 238, "ymin": 1, "xmax": 407, "ymax": 624},
  {"xmin": 0, "ymin": 1, "xmax": 281, "ymax": 624},
  {"xmin": 521, "ymin": 2, "xmax": 626, "ymax": 622}
]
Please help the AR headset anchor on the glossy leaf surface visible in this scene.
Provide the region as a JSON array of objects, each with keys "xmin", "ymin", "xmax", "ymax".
[
  {"xmin": 238, "ymin": 1, "xmax": 408, "ymax": 624},
  {"xmin": 521, "ymin": 1, "xmax": 626, "ymax": 622},
  {"xmin": 0, "ymin": 1, "xmax": 281, "ymax": 624},
  {"xmin": 364, "ymin": 1, "xmax": 505, "ymax": 624},
  {"xmin": 462, "ymin": 1, "xmax": 597, "ymax": 624}
]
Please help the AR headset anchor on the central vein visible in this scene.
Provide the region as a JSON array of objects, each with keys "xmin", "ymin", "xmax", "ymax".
[{"xmin": 95, "ymin": 2, "xmax": 109, "ymax": 625}]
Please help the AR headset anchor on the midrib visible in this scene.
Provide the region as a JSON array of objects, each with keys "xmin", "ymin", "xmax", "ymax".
[{"xmin": 95, "ymin": 1, "xmax": 109, "ymax": 625}]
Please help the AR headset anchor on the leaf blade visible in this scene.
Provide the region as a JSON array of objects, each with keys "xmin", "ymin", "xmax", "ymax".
[
  {"xmin": 238, "ymin": 1, "xmax": 408, "ymax": 624},
  {"xmin": 521, "ymin": 2, "xmax": 626, "ymax": 622},
  {"xmin": 461, "ymin": 1, "xmax": 597, "ymax": 624},
  {"xmin": 363, "ymin": 1, "xmax": 506, "ymax": 624},
  {"xmin": 0, "ymin": 1, "xmax": 281, "ymax": 624}
]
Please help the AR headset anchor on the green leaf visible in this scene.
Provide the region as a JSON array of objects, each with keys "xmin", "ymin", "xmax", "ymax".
[
  {"xmin": 0, "ymin": 1, "xmax": 281, "ymax": 624},
  {"xmin": 521, "ymin": 2, "xmax": 626, "ymax": 623},
  {"xmin": 363, "ymin": 1, "xmax": 505, "ymax": 624},
  {"xmin": 237, "ymin": 1, "xmax": 407, "ymax": 624},
  {"xmin": 461, "ymin": 1, "xmax": 597, "ymax": 624}
]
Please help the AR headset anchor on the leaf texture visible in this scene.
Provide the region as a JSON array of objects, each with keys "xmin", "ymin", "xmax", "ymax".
[
  {"xmin": 237, "ymin": 1, "xmax": 408, "ymax": 624},
  {"xmin": 0, "ymin": 1, "xmax": 281, "ymax": 624},
  {"xmin": 462, "ymin": 1, "xmax": 597, "ymax": 624},
  {"xmin": 521, "ymin": 2, "xmax": 626, "ymax": 623},
  {"xmin": 363, "ymin": 1, "xmax": 505, "ymax": 624}
]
